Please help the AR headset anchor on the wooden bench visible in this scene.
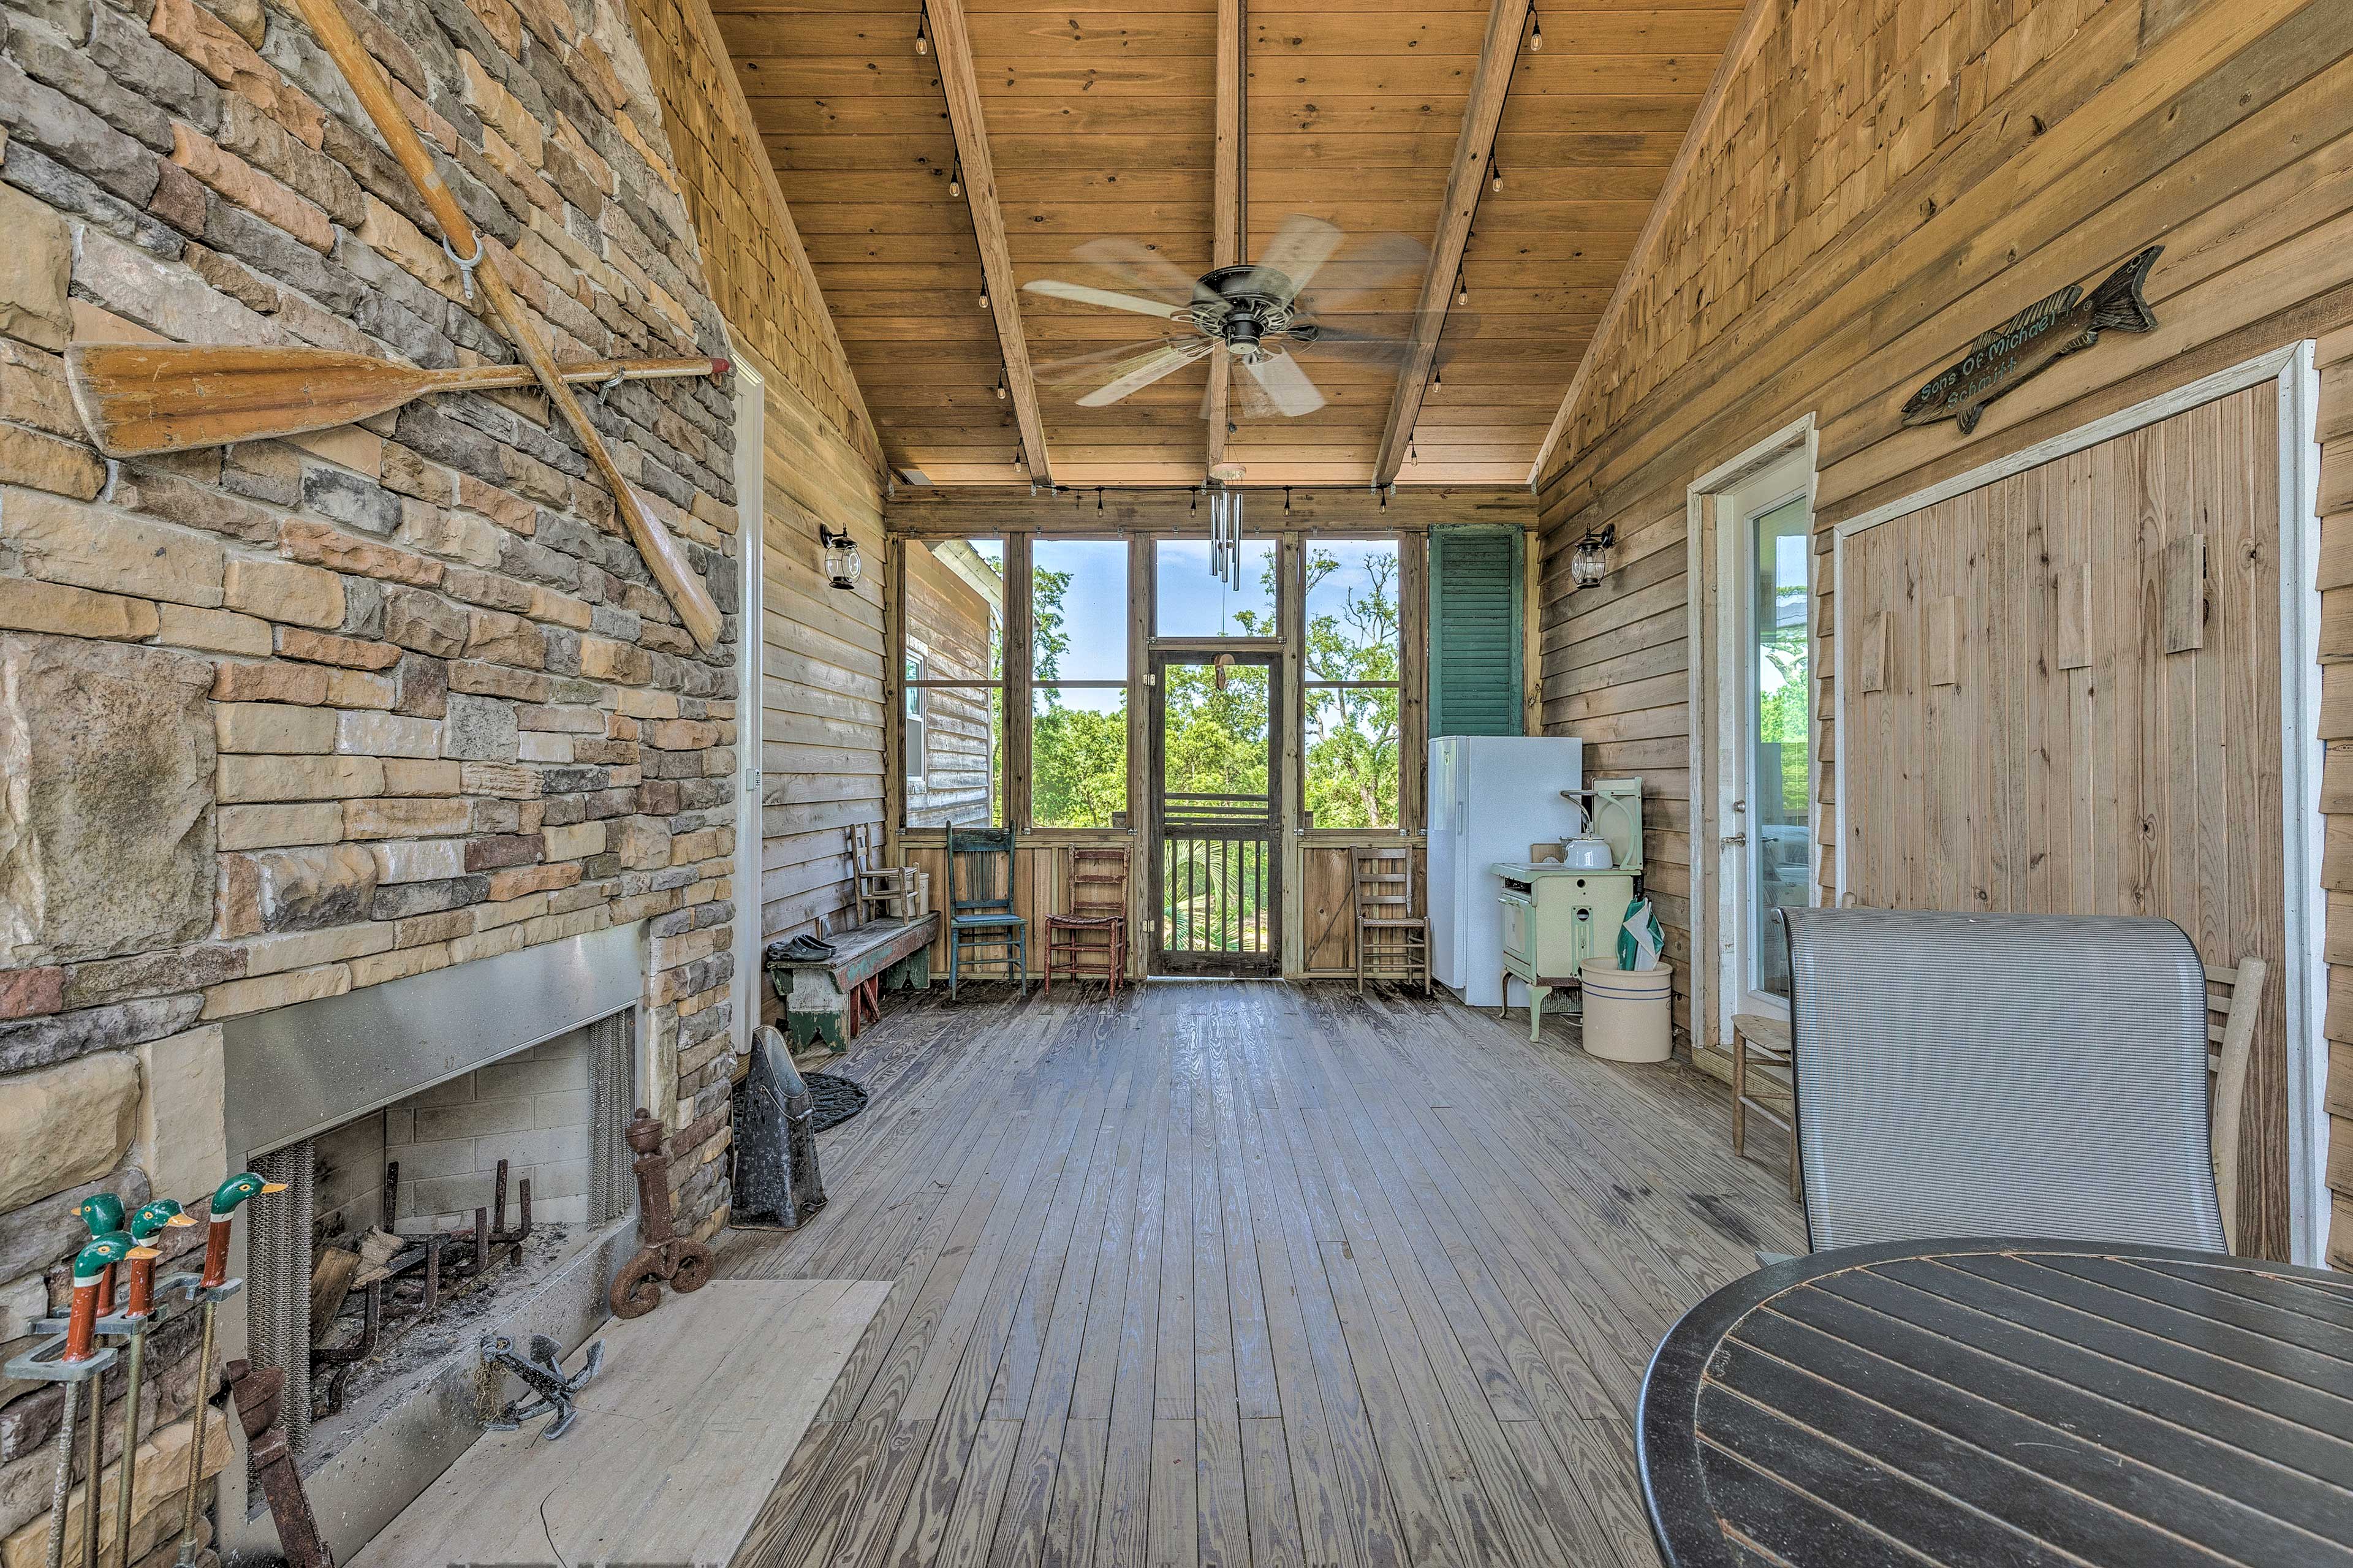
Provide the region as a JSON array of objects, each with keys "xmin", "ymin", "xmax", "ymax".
[{"xmin": 766, "ymin": 914, "xmax": 938, "ymax": 1052}]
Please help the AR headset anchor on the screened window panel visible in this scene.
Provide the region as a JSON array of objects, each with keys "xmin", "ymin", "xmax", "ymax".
[
  {"xmin": 1156, "ymin": 537, "xmax": 1276, "ymax": 637},
  {"xmin": 904, "ymin": 683, "xmax": 1001, "ymax": 827},
  {"xmin": 908, "ymin": 538, "xmax": 1005, "ymax": 681},
  {"xmin": 1031, "ymin": 686, "xmax": 1128, "ymax": 828},
  {"xmin": 1033, "ymin": 539, "xmax": 1127, "ymax": 681}
]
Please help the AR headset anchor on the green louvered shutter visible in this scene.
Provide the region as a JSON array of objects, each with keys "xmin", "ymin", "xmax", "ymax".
[{"xmin": 1428, "ymin": 525, "xmax": 1524, "ymax": 737}]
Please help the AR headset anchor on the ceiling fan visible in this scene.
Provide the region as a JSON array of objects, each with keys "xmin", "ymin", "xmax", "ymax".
[{"xmin": 1023, "ymin": 218, "xmax": 1428, "ymax": 419}]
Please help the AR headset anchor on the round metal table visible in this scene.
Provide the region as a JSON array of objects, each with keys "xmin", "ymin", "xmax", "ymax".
[{"xmin": 1639, "ymin": 1238, "xmax": 2353, "ymax": 1568}]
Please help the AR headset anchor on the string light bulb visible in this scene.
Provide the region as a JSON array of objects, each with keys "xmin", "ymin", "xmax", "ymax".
[
  {"xmin": 949, "ymin": 159, "xmax": 963, "ymax": 198},
  {"xmin": 1527, "ymin": 5, "xmax": 1542, "ymax": 51},
  {"xmin": 995, "ymin": 368, "xmax": 1007, "ymax": 400},
  {"xmin": 979, "ymin": 286, "xmax": 990, "ymax": 309},
  {"xmin": 1455, "ymin": 271, "xmax": 1469, "ymax": 306},
  {"xmin": 1434, "ymin": 364, "xmax": 1443, "ymax": 387},
  {"xmin": 914, "ymin": 10, "xmax": 929, "ymax": 53},
  {"xmin": 1488, "ymin": 153, "xmax": 1504, "ymax": 192}
]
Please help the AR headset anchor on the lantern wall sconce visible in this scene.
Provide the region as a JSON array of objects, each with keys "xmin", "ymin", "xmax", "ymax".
[
  {"xmin": 1568, "ymin": 523, "xmax": 1616, "ymax": 589},
  {"xmin": 817, "ymin": 525, "xmax": 863, "ymax": 590}
]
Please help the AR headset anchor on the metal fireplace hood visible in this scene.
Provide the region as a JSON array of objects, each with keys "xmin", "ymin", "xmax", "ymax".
[{"xmin": 224, "ymin": 923, "xmax": 647, "ymax": 1162}]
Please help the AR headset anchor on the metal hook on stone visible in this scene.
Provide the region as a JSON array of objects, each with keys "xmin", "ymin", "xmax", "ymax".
[{"xmin": 441, "ymin": 231, "xmax": 485, "ymax": 304}]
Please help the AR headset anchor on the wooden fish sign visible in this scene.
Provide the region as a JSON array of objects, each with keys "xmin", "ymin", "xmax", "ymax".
[{"xmin": 1903, "ymin": 246, "xmax": 2162, "ymax": 434}]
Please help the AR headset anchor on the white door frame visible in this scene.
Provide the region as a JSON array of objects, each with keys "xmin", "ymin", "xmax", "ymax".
[
  {"xmin": 1828, "ymin": 343, "xmax": 2328, "ymax": 1267},
  {"xmin": 730, "ymin": 347, "xmax": 767, "ymax": 1052},
  {"xmin": 1686, "ymin": 414, "xmax": 1821, "ymax": 1058}
]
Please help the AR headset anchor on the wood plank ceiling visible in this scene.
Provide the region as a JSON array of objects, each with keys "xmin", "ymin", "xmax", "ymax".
[{"xmin": 716, "ymin": 0, "xmax": 1743, "ymax": 487}]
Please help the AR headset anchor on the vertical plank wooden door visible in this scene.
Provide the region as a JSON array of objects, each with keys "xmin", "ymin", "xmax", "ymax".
[{"xmin": 1838, "ymin": 383, "xmax": 2289, "ymax": 1258}]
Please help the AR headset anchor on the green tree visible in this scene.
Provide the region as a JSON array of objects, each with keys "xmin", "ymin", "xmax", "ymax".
[
  {"xmin": 1300, "ymin": 548, "xmax": 1399, "ymax": 829},
  {"xmin": 1029, "ymin": 562, "xmax": 1128, "ymax": 828}
]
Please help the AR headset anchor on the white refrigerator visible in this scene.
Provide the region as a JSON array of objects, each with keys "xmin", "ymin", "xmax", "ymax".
[{"xmin": 1428, "ymin": 735, "xmax": 1584, "ymax": 1007}]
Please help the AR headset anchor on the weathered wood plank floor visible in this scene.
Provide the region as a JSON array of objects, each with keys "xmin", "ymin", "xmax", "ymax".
[{"xmin": 720, "ymin": 981, "xmax": 1806, "ymax": 1568}]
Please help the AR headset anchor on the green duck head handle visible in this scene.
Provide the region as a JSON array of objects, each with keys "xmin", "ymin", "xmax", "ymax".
[
  {"xmin": 67, "ymin": 1235, "xmax": 152, "ymax": 1359},
  {"xmin": 127, "ymin": 1200, "xmax": 195, "ymax": 1242},
  {"xmin": 198, "ymin": 1172, "xmax": 286, "ymax": 1288},
  {"xmin": 210, "ymin": 1172, "xmax": 287, "ymax": 1216},
  {"xmin": 71, "ymin": 1235, "xmax": 135, "ymax": 1289},
  {"xmin": 76, "ymin": 1194, "xmax": 125, "ymax": 1240}
]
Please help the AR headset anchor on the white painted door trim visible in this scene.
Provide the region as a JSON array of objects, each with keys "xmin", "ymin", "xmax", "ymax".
[
  {"xmin": 730, "ymin": 348, "xmax": 767, "ymax": 1053},
  {"xmin": 1685, "ymin": 414, "xmax": 1820, "ymax": 1057},
  {"xmin": 1828, "ymin": 342, "xmax": 2328, "ymax": 1267}
]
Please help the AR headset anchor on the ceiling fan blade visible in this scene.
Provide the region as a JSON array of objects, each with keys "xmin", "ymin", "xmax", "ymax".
[
  {"xmin": 1077, "ymin": 341, "xmax": 1213, "ymax": 407},
  {"xmin": 1024, "ymin": 279, "xmax": 1186, "ymax": 319},
  {"xmin": 1072, "ymin": 239, "xmax": 1205, "ymax": 305},
  {"xmin": 1298, "ymin": 330, "xmax": 1411, "ymax": 370},
  {"xmin": 1249, "ymin": 216, "xmax": 1346, "ymax": 300},
  {"xmin": 1247, "ymin": 352, "xmax": 1325, "ymax": 417},
  {"xmin": 1295, "ymin": 232, "xmax": 1428, "ymax": 312},
  {"xmin": 1037, "ymin": 340, "xmax": 1175, "ymax": 384}
]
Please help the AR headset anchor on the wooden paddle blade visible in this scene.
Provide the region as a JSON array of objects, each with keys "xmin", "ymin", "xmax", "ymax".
[{"xmin": 68, "ymin": 343, "xmax": 445, "ymax": 457}]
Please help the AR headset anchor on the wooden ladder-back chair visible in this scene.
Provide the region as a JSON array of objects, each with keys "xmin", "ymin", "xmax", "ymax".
[
  {"xmin": 847, "ymin": 822, "xmax": 911, "ymax": 923},
  {"xmin": 1351, "ymin": 846, "xmax": 1429, "ymax": 994},
  {"xmin": 946, "ymin": 825, "xmax": 1026, "ymax": 998},
  {"xmin": 1731, "ymin": 1011, "xmax": 1799, "ymax": 1200},
  {"xmin": 2205, "ymin": 956, "xmax": 2267, "ymax": 1254},
  {"xmin": 1045, "ymin": 846, "xmax": 1129, "ymax": 995}
]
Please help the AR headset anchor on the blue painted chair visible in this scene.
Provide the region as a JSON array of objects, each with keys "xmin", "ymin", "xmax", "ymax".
[{"xmin": 946, "ymin": 825, "xmax": 1026, "ymax": 998}]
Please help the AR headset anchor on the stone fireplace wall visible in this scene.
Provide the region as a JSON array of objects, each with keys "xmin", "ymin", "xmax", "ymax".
[{"xmin": 0, "ymin": 0, "xmax": 773, "ymax": 1548}]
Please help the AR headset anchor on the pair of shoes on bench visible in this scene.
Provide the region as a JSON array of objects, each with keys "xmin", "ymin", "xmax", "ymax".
[{"xmin": 765, "ymin": 933, "xmax": 838, "ymax": 964}]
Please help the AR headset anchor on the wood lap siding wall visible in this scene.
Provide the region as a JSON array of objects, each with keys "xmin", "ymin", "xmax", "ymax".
[
  {"xmin": 625, "ymin": 0, "xmax": 889, "ymax": 966},
  {"xmin": 1533, "ymin": 0, "xmax": 2353, "ymax": 1265}
]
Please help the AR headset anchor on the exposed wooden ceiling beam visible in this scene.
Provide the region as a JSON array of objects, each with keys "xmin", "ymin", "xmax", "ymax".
[
  {"xmin": 928, "ymin": 0, "xmax": 1053, "ymax": 485},
  {"xmin": 1369, "ymin": 0, "xmax": 1529, "ymax": 486},
  {"xmin": 1204, "ymin": 0, "xmax": 1243, "ymax": 475},
  {"xmin": 1524, "ymin": 0, "xmax": 1774, "ymax": 489},
  {"xmin": 887, "ymin": 483, "xmax": 1537, "ymax": 534}
]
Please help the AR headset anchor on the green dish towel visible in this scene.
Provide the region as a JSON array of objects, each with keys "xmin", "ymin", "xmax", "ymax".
[{"xmin": 1617, "ymin": 897, "xmax": 1664, "ymax": 971}]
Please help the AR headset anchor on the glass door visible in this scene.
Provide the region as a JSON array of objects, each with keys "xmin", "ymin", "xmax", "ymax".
[
  {"xmin": 1149, "ymin": 651, "xmax": 1279, "ymax": 973},
  {"xmin": 1715, "ymin": 451, "xmax": 1814, "ymax": 1029},
  {"xmin": 1745, "ymin": 496, "xmax": 1812, "ymax": 1001}
]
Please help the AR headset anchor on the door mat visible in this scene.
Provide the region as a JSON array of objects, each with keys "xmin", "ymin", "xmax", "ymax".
[{"xmin": 804, "ymin": 1072, "xmax": 869, "ymax": 1131}]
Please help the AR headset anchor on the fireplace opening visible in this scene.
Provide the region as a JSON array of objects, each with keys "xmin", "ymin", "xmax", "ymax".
[
  {"xmin": 241, "ymin": 1011, "xmax": 634, "ymax": 1493},
  {"xmin": 220, "ymin": 923, "xmax": 652, "ymax": 1559}
]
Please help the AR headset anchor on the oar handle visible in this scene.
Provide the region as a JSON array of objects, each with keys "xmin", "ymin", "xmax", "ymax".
[
  {"xmin": 291, "ymin": 0, "xmax": 723, "ymax": 653},
  {"xmin": 433, "ymin": 356, "xmax": 730, "ymax": 396}
]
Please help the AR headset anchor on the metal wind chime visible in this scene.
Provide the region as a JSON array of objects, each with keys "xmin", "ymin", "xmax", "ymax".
[{"xmin": 1206, "ymin": 484, "xmax": 1245, "ymax": 590}]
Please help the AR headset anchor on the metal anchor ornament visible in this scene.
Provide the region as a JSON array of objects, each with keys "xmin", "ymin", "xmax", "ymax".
[{"xmin": 480, "ymin": 1333, "xmax": 604, "ymax": 1440}]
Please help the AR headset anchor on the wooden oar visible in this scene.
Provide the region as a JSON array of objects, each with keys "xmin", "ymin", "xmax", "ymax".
[
  {"xmin": 67, "ymin": 344, "xmax": 727, "ymax": 458},
  {"xmin": 289, "ymin": 0, "xmax": 724, "ymax": 651}
]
